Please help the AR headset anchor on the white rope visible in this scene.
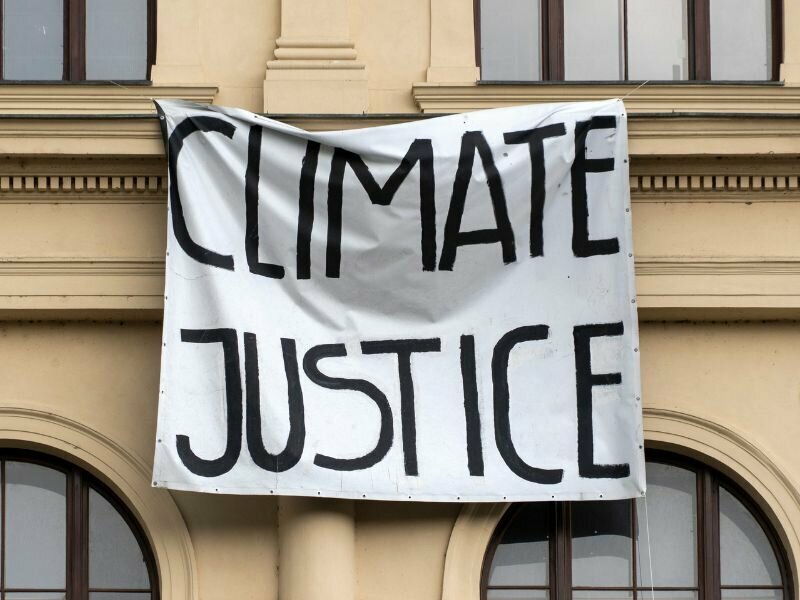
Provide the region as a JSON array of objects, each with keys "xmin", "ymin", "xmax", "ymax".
[
  {"xmin": 642, "ymin": 492, "xmax": 656, "ymax": 600},
  {"xmin": 622, "ymin": 80, "xmax": 651, "ymax": 101}
]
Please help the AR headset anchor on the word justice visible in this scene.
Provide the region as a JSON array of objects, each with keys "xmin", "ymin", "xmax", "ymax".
[{"xmin": 174, "ymin": 321, "xmax": 630, "ymax": 484}]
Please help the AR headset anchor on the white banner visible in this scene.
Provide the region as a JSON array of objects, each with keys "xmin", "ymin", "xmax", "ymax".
[{"xmin": 153, "ymin": 99, "xmax": 645, "ymax": 501}]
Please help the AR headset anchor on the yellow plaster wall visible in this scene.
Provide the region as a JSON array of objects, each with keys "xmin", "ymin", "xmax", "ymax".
[
  {"xmin": 355, "ymin": 502, "xmax": 460, "ymax": 600},
  {"xmin": 2, "ymin": 0, "xmax": 800, "ymax": 597},
  {"xmin": 0, "ymin": 321, "xmax": 279, "ymax": 600},
  {"xmin": 640, "ymin": 321, "xmax": 800, "ymax": 473},
  {"xmin": 0, "ymin": 312, "xmax": 800, "ymax": 599},
  {"xmin": 350, "ymin": 0, "xmax": 431, "ymax": 113},
  {"xmin": 153, "ymin": 0, "xmax": 280, "ymax": 112},
  {"xmin": 153, "ymin": 0, "xmax": 800, "ymax": 114},
  {"xmin": 173, "ymin": 491, "xmax": 279, "ymax": 600},
  {"xmin": 197, "ymin": 0, "xmax": 281, "ymax": 111}
]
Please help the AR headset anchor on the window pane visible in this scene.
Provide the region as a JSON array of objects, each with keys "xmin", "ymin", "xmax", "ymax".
[
  {"xmin": 641, "ymin": 593, "xmax": 699, "ymax": 600},
  {"xmin": 480, "ymin": 0, "xmax": 540, "ymax": 80},
  {"xmin": 636, "ymin": 462, "xmax": 697, "ymax": 587},
  {"xmin": 627, "ymin": 0, "xmax": 688, "ymax": 80},
  {"xmin": 710, "ymin": 0, "xmax": 771, "ymax": 80},
  {"xmin": 90, "ymin": 595, "xmax": 151, "ymax": 600},
  {"xmin": 564, "ymin": 0, "xmax": 623, "ymax": 80},
  {"xmin": 571, "ymin": 500, "xmax": 632, "ymax": 586},
  {"xmin": 5, "ymin": 462, "xmax": 66, "ymax": 588},
  {"xmin": 720, "ymin": 486, "xmax": 781, "ymax": 585},
  {"xmin": 6, "ymin": 595, "xmax": 67, "ymax": 600},
  {"xmin": 6, "ymin": 594, "xmax": 67, "ymax": 600},
  {"xmin": 487, "ymin": 591, "xmax": 547, "ymax": 600},
  {"xmin": 721, "ymin": 591, "xmax": 782, "ymax": 600},
  {"xmin": 487, "ymin": 504, "xmax": 550, "ymax": 586},
  {"xmin": 86, "ymin": 0, "xmax": 148, "ymax": 80},
  {"xmin": 573, "ymin": 592, "xmax": 633, "ymax": 600},
  {"xmin": 2, "ymin": 0, "xmax": 64, "ymax": 80},
  {"xmin": 89, "ymin": 488, "xmax": 150, "ymax": 589}
]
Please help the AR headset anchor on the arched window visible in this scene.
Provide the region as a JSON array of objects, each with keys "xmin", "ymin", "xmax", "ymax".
[
  {"xmin": 0, "ymin": 450, "xmax": 158, "ymax": 599},
  {"xmin": 0, "ymin": 0, "xmax": 156, "ymax": 81},
  {"xmin": 483, "ymin": 452, "xmax": 792, "ymax": 600},
  {"xmin": 477, "ymin": 0, "xmax": 782, "ymax": 81}
]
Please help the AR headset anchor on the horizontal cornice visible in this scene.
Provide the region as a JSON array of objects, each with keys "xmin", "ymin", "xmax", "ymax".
[
  {"xmin": 0, "ymin": 84, "xmax": 217, "ymax": 115},
  {"xmin": 1, "ymin": 256, "xmax": 800, "ymax": 321},
  {"xmin": 412, "ymin": 82, "xmax": 800, "ymax": 114},
  {"xmin": 0, "ymin": 114, "xmax": 797, "ymax": 157}
]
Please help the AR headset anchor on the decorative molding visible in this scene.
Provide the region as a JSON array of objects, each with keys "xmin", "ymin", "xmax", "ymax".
[
  {"xmin": 2, "ymin": 256, "xmax": 795, "ymax": 278},
  {"xmin": 411, "ymin": 83, "xmax": 800, "ymax": 156},
  {"xmin": 1, "ymin": 256, "xmax": 800, "ymax": 318},
  {"xmin": 645, "ymin": 408, "xmax": 800, "ymax": 587},
  {"xmin": 412, "ymin": 83, "xmax": 800, "ymax": 114},
  {"xmin": 263, "ymin": 0, "xmax": 368, "ymax": 113},
  {"xmin": 0, "ymin": 257, "xmax": 165, "ymax": 315},
  {"xmin": 0, "ymin": 85, "xmax": 217, "ymax": 115},
  {"xmin": 0, "ymin": 118, "xmax": 164, "ymax": 156},
  {"xmin": 626, "ymin": 117, "xmax": 800, "ymax": 156},
  {"xmin": 2, "ymin": 170, "xmax": 798, "ymax": 204},
  {"xmin": 645, "ymin": 408, "xmax": 800, "ymax": 520},
  {"xmin": 635, "ymin": 258, "xmax": 800, "ymax": 277},
  {"xmin": 0, "ymin": 113, "xmax": 799, "ymax": 156},
  {"xmin": 268, "ymin": 39, "xmax": 365, "ymax": 70},
  {"xmin": 440, "ymin": 408, "xmax": 800, "ymax": 600},
  {"xmin": 0, "ymin": 257, "xmax": 164, "ymax": 276},
  {"xmin": 635, "ymin": 257, "xmax": 800, "ymax": 317},
  {"xmin": 631, "ymin": 174, "xmax": 800, "ymax": 198},
  {"xmin": 0, "ymin": 403, "xmax": 198, "ymax": 600},
  {"xmin": 0, "ymin": 174, "xmax": 166, "ymax": 203}
]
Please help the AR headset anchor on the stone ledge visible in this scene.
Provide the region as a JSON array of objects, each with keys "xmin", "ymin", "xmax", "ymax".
[
  {"xmin": 0, "ymin": 84, "xmax": 217, "ymax": 115},
  {"xmin": 0, "ymin": 257, "xmax": 799, "ymax": 320},
  {"xmin": 0, "ymin": 112, "xmax": 798, "ymax": 156},
  {"xmin": 412, "ymin": 82, "xmax": 800, "ymax": 114}
]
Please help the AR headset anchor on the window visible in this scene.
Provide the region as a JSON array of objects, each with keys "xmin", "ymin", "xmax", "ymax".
[
  {"xmin": 0, "ymin": 451, "xmax": 158, "ymax": 599},
  {"xmin": 477, "ymin": 0, "xmax": 781, "ymax": 81},
  {"xmin": 483, "ymin": 452, "xmax": 792, "ymax": 600},
  {"xmin": 0, "ymin": 0, "xmax": 155, "ymax": 81}
]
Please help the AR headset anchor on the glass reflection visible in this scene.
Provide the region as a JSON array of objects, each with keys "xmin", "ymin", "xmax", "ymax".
[
  {"xmin": 2, "ymin": 0, "xmax": 64, "ymax": 80},
  {"xmin": 5, "ymin": 461, "xmax": 67, "ymax": 588},
  {"xmin": 488, "ymin": 503, "xmax": 550, "ymax": 586},
  {"xmin": 572, "ymin": 500, "xmax": 632, "ymax": 586},
  {"xmin": 636, "ymin": 462, "xmax": 697, "ymax": 586},
  {"xmin": 89, "ymin": 488, "xmax": 150, "ymax": 589},
  {"xmin": 627, "ymin": 0, "xmax": 688, "ymax": 80},
  {"xmin": 480, "ymin": 0, "xmax": 541, "ymax": 80},
  {"xmin": 720, "ymin": 486, "xmax": 781, "ymax": 585},
  {"xmin": 710, "ymin": 0, "xmax": 771, "ymax": 80}
]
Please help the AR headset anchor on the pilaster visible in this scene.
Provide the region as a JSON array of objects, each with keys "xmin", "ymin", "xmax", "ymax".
[
  {"xmin": 149, "ymin": 0, "xmax": 206, "ymax": 84},
  {"xmin": 264, "ymin": 0, "xmax": 368, "ymax": 114},
  {"xmin": 427, "ymin": 0, "xmax": 480, "ymax": 83},
  {"xmin": 277, "ymin": 497, "xmax": 356, "ymax": 600}
]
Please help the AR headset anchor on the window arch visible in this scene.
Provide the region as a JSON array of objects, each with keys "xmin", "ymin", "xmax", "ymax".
[
  {"xmin": 477, "ymin": 0, "xmax": 782, "ymax": 82},
  {"xmin": 0, "ymin": 450, "xmax": 158, "ymax": 600},
  {"xmin": 482, "ymin": 451, "xmax": 792, "ymax": 600}
]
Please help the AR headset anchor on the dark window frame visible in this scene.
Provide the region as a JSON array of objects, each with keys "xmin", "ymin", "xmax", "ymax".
[
  {"xmin": 481, "ymin": 450, "xmax": 794, "ymax": 600},
  {"xmin": 475, "ymin": 0, "xmax": 783, "ymax": 82},
  {"xmin": 0, "ymin": 0, "xmax": 157, "ymax": 82},
  {"xmin": 0, "ymin": 449, "xmax": 159, "ymax": 600}
]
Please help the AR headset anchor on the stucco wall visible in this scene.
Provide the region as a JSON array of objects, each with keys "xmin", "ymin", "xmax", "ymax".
[
  {"xmin": 0, "ymin": 0, "xmax": 799, "ymax": 598},
  {"xmin": 1, "ymin": 321, "xmax": 799, "ymax": 598}
]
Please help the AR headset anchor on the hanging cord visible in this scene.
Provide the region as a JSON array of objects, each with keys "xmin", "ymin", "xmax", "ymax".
[
  {"xmin": 621, "ymin": 80, "xmax": 651, "ymax": 101},
  {"xmin": 105, "ymin": 79, "xmax": 156, "ymax": 103},
  {"xmin": 642, "ymin": 492, "xmax": 656, "ymax": 600}
]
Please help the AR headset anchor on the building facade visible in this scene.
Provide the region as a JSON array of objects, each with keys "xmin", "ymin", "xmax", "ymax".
[{"xmin": 0, "ymin": 0, "xmax": 799, "ymax": 598}]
